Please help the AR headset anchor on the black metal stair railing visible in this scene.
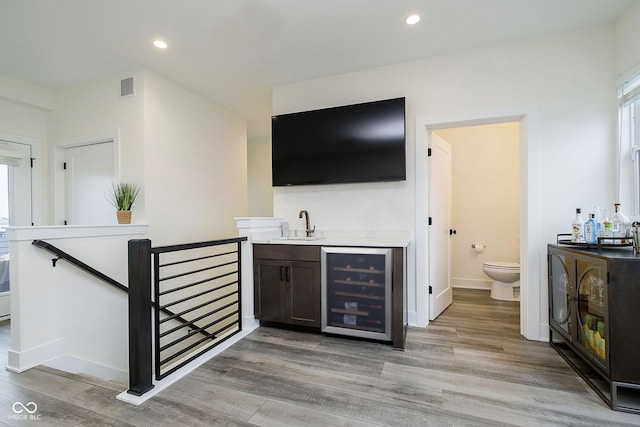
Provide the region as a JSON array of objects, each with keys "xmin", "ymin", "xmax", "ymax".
[
  {"xmin": 151, "ymin": 237, "xmax": 246, "ymax": 381},
  {"xmin": 32, "ymin": 236, "xmax": 247, "ymax": 398},
  {"xmin": 31, "ymin": 239, "xmax": 208, "ymax": 332},
  {"xmin": 32, "ymin": 239, "xmax": 128, "ymax": 292}
]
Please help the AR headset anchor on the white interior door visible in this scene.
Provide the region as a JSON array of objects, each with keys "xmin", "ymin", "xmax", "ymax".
[
  {"xmin": 429, "ymin": 133, "xmax": 453, "ymax": 320},
  {"xmin": 0, "ymin": 140, "xmax": 32, "ymax": 319},
  {"xmin": 65, "ymin": 142, "xmax": 115, "ymax": 225}
]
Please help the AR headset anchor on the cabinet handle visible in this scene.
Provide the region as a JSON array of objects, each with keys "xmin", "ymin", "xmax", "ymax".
[
  {"xmin": 280, "ymin": 265, "xmax": 285, "ymax": 281},
  {"xmin": 285, "ymin": 266, "xmax": 290, "ymax": 282}
]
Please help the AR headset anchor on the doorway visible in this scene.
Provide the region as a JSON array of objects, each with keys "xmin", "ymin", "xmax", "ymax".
[
  {"xmin": 432, "ymin": 122, "xmax": 520, "ymax": 318},
  {"xmin": 415, "ymin": 108, "xmax": 542, "ymax": 340}
]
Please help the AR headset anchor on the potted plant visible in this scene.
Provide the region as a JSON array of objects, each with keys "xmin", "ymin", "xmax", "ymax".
[{"xmin": 109, "ymin": 182, "xmax": 140, "ymax": 224}]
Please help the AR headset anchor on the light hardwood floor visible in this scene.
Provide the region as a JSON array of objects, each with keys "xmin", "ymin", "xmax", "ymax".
[{"xmin": 2, "ymin": 289, "xmax": 640, "ymax": 426}]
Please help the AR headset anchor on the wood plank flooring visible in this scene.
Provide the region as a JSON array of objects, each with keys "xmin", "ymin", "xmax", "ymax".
[{"xmin": 2, "ymin": 289, "xmax": 640, "ymax": 426}]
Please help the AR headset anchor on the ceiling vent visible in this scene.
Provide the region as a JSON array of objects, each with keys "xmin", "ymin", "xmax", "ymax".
[{"xmin": 120, "ymin": 77, "xmax": 135, "ymax": 97}]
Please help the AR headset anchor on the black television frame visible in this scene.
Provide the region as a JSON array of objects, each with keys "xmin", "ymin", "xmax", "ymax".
[{"xmin": 271, "ymin": 97, "xmax": 406, "ymax": 187}]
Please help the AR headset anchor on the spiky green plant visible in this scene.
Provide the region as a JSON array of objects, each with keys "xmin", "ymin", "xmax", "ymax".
[{"xmin": 109, "ymin": 182, "xmax": 140, "ymax": 211}]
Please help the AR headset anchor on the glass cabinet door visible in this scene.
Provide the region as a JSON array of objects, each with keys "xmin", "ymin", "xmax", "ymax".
[
  {"xmin": 549, "ymin": 252, "xmax": 572, "ymax": 339},
  {"xmin": 575, "ymin": 257, "xmax": 607, "ymax": 367}
]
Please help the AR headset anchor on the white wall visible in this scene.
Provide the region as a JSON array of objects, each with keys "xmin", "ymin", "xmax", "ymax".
[
  {"xmin": 8, "ymin": 225, "xmax": 148, "ymax": 383},
  {"xmin": 143, "ymin": 70, "xmax": 248, "ymax": 245},
  {"xmin": 48, "ymin": 70, "xmax": 146, "ymax": 226},
  {"xmin": 47, "ymin": 69, "xmax": 248, "ymax": 244},
  {"xmin": 273, "ymin": 24, "xmax": 617, "ymax": 336},
  {"xmin": 435, "ymin": 123, "xmax": 520, "ymax": 289},
  {"xmin": 247, "ymin": 136, "xmax": 273, "ymax": 216}
]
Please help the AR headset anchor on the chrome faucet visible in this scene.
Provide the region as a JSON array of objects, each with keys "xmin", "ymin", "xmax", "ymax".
[{"xmin": 298, "ymin": 210, "xmax": 315, "ymax": 237}]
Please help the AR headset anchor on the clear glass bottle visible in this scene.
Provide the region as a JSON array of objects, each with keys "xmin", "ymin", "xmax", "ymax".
[
  {"xmin": 611, "ymin": 203, "xmax": 630, "ymax": 241},
  {"xmin": 572, "ymin": 208, "xmax": 585, "ymax": 243},
  {"xmin": 584, "ymin": 214, "xmax": 597, "ymax": 244}
]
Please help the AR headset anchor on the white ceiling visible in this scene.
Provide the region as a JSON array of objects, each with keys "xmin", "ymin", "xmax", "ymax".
[{"xmin": 0, "ymin": 0, "xmax": 632, "ymax": 138}]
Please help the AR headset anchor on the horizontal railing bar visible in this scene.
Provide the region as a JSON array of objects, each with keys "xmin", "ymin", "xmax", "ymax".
[
  {"xmin": 158, "ymin": 295, "xmax": 235, "ymax": 338},
  {"xmin": 158, "ymin": 250, "xmax": 237, "ymax": 269},
  {"xmin": 157, "ymin": 321, "xmax": 241, "ymax": 380},
  {"xmin": 151, "ymin": 237, "xmax": 246, "ymax": 255},
  {"xmin": 160, "ymin": 309, "xmax": 239, "ymax": 360},
  {"xmin": 32, "ymin": 239, "xmax": 127, "ymax": 293},
  {"xmin": 159, "ymin": 280, "xmax": 237, "ymax": 310},
  {"xmin": 159, "ymin": 299, "xmax": 238, "ymax": 341},
  {"xmin": 158, "ymin": 260, "xmax": 237, "ymax": 283},
  {"xmin": 159, "ymin": 289, "xmax": 238, "ymax": 323},
  {"xmin": 159, "ymin": 270, "xmax": 236, "ymax": 296}
]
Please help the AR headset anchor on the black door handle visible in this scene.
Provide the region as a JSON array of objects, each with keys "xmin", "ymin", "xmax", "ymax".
[{"xmin": 450, "ymin": 229, "xmax": 457, "ymax": 235}]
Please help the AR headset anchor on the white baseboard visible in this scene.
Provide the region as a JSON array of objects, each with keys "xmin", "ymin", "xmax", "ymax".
[
  {"xmin": 407, "ymin": 310, "xmax": 417, "ymax": 327},
  {"xmin": 6, "ymin": 338, "xmax": 127, "ymax": 384},
  {"xmin": 242, "ymin": 316, "xmax": 260, "ymax": 330},
  {"xmin": 452, "ymin": 278, "xmax": 491, "ymax": 290},
  {"xmin": 6, "ymin": 338, "xmax": 65, "ymax": 373},
  {"xmin": 43, "ymin": 354, "xmax": 127, "ymax": 384}
]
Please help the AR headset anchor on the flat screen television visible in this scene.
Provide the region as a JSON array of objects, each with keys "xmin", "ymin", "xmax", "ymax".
[{"xmin": 271, "ymin": 97, "xmax": 406, "ymax": 186}]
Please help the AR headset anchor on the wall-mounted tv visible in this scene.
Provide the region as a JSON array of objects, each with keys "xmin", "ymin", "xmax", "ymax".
[{"xmin": 271, "ymin": 97, "xmax": 406, "ymax": 186}]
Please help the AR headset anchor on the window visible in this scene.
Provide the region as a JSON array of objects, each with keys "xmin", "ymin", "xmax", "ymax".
[{"xmin": 619, "ymin": 71, "xmax": 640, "ymax": 218}]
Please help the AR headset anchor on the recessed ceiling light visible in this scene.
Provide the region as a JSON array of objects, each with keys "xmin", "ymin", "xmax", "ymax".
[
  {"xmin": 153, "ymin": 40, "xmax": 168, "ymax": 49},
  {"xmin": 405, "ymin": 14, "xmax": 420, "ymax": 25}
]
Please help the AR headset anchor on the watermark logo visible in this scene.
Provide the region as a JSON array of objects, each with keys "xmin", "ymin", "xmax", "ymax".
[{"xmin": 9, "ymin": 401, "xmax": 41, "ymax": 421}]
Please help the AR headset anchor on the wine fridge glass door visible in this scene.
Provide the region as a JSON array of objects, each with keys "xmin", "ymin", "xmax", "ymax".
[{"xmin": 321, "ymin": 247, "xmax": 392, "ymax": 341}]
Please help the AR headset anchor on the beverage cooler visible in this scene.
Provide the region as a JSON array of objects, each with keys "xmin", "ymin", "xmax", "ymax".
[{"xmin": 321, "ymin": 247, "xmax": 392, "ymax": 341}]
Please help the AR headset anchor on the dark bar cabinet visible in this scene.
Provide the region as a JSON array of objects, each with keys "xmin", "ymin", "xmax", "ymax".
[{"xmin": 548, "ymin": 244, "xmax": 640, "ymax": 413}]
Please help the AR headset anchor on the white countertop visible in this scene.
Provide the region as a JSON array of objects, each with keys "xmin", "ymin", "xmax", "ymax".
[{"xmin": 250, "ymin": 230, "xmax": 411, "ymax": 248}]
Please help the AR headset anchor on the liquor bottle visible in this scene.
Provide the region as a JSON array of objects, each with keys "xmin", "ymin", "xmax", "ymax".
[
  {"xmin": 611, "ymin": 203, "xmax": 630, "ymax": 241},
  {"xmin": 333, "ymin": 300, "xmax": 384, "ymax": 311},
  {"xmin": 599, "ymin": 209, "xmax": 612, "ymax": 239},
  {"xmin": 571, "ymin": 208, "xmax": 585, "ymax": 243},
  {"xmin": 332, "ymin": 314, "xmax": 383, "ymax": 326},
  {"xmin": 584, "ymin": 214, "xmax": 597, "ymax": 244}
]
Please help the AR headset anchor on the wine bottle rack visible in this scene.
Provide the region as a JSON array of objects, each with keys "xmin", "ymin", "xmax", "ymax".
[{"xmin": 321, "ymin": 247, "xmax": 392, "ymax": 341}]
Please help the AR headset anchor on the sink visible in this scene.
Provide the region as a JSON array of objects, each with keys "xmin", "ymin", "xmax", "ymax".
[{"xmin": 287, "ymin": 236, "xmax": 325, "ymax": 241}]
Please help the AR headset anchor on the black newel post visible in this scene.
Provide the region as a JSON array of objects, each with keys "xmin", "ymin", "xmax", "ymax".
[{"xmin": 127, "ymin": 239, "xmax": 155, "ymax": 396}]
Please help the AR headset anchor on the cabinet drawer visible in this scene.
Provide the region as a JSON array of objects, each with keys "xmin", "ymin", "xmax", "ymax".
[{"xmin": 253, "ymin": 244, "xmax": 320, "ymax": 262}]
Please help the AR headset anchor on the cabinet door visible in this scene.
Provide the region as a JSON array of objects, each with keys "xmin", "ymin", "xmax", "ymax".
[
  {"xmin": 575, "ymin": 256, "xmax": 608, "ymax": 370},
  {"xmin": 254, "ymin": 259, "xmax": 285, "ymax": 322},
  {"xmin": 549, "ymin": 251, "xmax": 572, "ymax": 340},
  {"xmin": 287, "ymin": 260, "xmax": 321, "ymax": 327}
]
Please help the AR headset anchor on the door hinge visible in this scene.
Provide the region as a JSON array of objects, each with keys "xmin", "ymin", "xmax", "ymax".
[
  {"xmin": 428, "ymin": 148, "xmax": 432, "ymax": 156},
  {"xmin": 429, "ymin": 285, "xmax": 433, "ymax": 294},
  {"xmin": 63, "ymin": 162, "xmax": 67, "ymax": 170},
  {"xmin": 31, "ymin": 158, "xmax": 34, "ymax": 168},
  {"xmin": 63, "ymin": 220, "xmax": 67, "ymax": 225},
  {"xmin": 428, "ymin": 217, "xmax": 432, "ymax": 226}
]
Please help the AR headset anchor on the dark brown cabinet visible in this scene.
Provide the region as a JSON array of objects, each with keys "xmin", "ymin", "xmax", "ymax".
[
  {"xmin": 253, "ymin": 243, "xmax": 406, "ymax": 350},
  {"xmin": 253, "ymin": 244, "xmax": 321, "ymax": 327},
  {"xmin": 548, "ymin": 244, "xmax": 640, "ymax": 413}
]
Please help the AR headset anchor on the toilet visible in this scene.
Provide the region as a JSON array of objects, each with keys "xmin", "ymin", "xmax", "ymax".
[{"xmin": 482, "ymin": 261, "xmax": 520, "ymax": 301}]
